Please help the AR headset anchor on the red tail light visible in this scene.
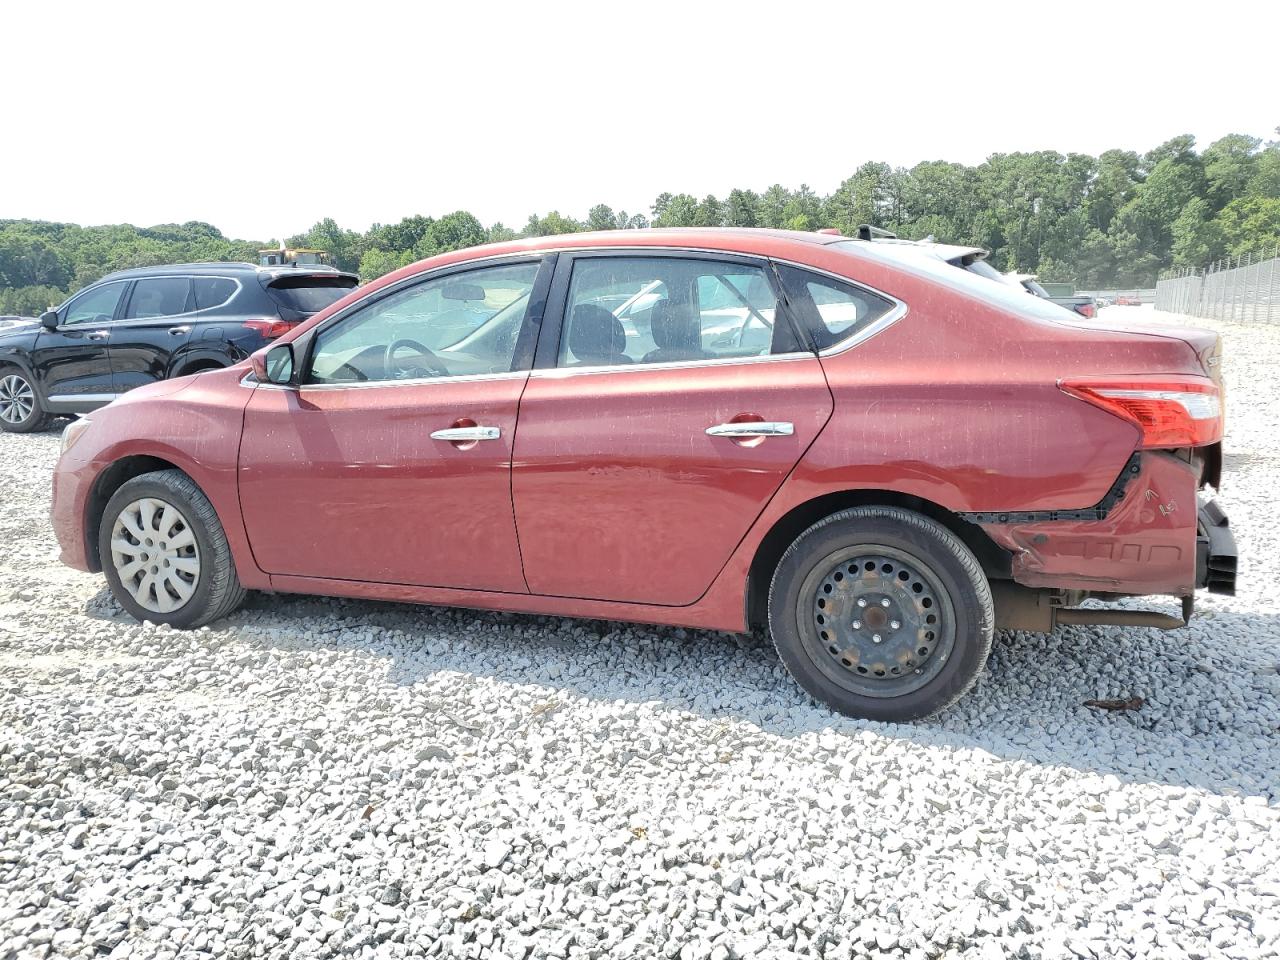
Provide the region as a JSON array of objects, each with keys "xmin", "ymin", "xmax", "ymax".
[
  {"xmin": 1075, "ymin": 303, "xmax": 1096, "ymax": 319},
  {"xmin": 1061, "ymin": 376, "xmax": 1223, "ymax": 448},
  {"xmin": 242, "ymin": 319, "xmax": 297, "ymax": 340}
]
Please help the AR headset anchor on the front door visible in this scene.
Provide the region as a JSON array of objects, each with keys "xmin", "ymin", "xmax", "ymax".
[
  {"xmin": 512, "ymin": 253, "xmax": 834, "ymax": 605},
  {"xmin": 32, "ymin": 278, "xmax": 129, "ymax": 409},
  {"xmin": 238, "ymin": 258, "xmax": 550, "ymax": 591},
  {"xmin": 110, "ymin": 276, "xmax": 196, "ymax": 391}
]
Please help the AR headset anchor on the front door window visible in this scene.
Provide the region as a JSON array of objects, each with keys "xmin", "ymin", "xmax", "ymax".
[
  {"xmin": 60, "ymin": 282, "xmax": 126, "ymax": 325},
  {"xmin": 307, "ymin": 262, "xmax": 541, "ymax": 383}
]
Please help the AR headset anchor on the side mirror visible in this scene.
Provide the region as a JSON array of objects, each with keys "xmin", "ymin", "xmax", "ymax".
[
  {"xmin": 40, "ymin": 311, "xmax": 59, "ymax": 330},
  {"xmin": 250, "ymin": 343, "xmax": 296, "ymax": 385}
]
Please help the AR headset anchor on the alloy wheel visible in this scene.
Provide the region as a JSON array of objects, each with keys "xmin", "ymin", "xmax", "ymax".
[
  {"xmin": 0, "ymin": 374, "xmax": 35, "ymax": 424},
  {"xmin": 109, "ymin": 497, "xmax": 201, "ymax": 613}
]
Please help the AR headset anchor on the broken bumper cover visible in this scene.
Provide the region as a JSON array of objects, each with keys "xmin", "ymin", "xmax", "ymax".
[{"xmin": 1196, "ymin": 499, "xmax": 1237, "ymax": 595}]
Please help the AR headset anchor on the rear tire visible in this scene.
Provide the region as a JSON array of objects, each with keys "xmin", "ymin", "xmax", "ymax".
[
  {"xmin": 0, "ymin": 369, "xmax": 52, "ymax": 433},
  {"xmin": 99, "ymin": 470, "xmax": 247, "ymax": 628},
  {"xmin": 768, "ymin": 506, "xmax": 993, "ymax": 722}
]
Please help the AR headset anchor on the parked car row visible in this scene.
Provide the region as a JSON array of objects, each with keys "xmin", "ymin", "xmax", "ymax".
[
  {"xmin": 48, "ymin": 227, "xmax": 1236, "ymax": 721},
  {"xmin": 0, "ymin": 262, "xmax": 357, "ymax": 432}
]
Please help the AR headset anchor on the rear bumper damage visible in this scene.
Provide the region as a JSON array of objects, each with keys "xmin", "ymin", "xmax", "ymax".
[
  {"xmin": 979, "ymin": 451, "xmax": 1239, "ymax": 631},
  {"xmin": 1196, "ymin": 498, "xmax": 1237, "ymax": 595}
]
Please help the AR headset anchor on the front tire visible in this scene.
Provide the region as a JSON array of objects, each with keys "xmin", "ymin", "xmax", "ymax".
[
  {"xmin": 0, "ymin": 369, "xmax": 52, "ymax": 433},
  {"xmin": 768, "ymin": 506, "xmax": 994, "ymax": 722},
  {"xmin": 99, "ymin": 470, "xmax": 247, "ymax": 628}
]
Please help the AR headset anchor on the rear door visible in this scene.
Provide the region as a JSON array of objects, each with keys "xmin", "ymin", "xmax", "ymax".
[
  {"xmin": 110, "ymin": 276, "xmax": 195, "ymax": 391},
  {"xmin": 32, "ymin": 279, "xmax": 128, "ymax": 408},
  {"xmin": 511, "ymin": 252, "xmax": 834, "ymax": 605}
]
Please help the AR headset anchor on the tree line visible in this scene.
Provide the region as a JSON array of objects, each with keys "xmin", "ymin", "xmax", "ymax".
[{"xmin": 2, "ymin": 132, "xmax": 1277, "ymax": 316}]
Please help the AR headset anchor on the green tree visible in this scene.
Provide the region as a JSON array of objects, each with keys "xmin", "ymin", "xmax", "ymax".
[
  {"xmin": 358, "ymin": 248, "xmax": 413, "ymax": 281},
  {"xmin": 651, "ymin": 194, "xmax": 698, "ymax": 227},
  {"xmin": 586, "ymin": 204, "xmax": 619, "ymax": 231},
  {"xmin": 418, "ymin": 211, "xmax": 486, "ymax": 257},
  {"xmin": 724, "ymin": 189, "xmax": 760, "ymax": 227},
  {"xmin": 522, "ymin": 211, "xmax": 582, "ymax": 236}
]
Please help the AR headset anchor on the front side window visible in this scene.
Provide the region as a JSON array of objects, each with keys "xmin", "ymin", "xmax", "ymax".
[
  {"xmin": 777, "ymin": 265, "xmax": 895, "ymax": 350},
  {"xmin": 308, "ymin": 261, "xmax": 540, "ymax": 384},
  {"xmin": 558, "ymin": 257, "xmax": 797, "ymax": 368},
  {"xmin": 61, "ymin": 281, "xmax": 127, "ymax": 325},
  {"xmin": 124, "ymin": 278, "xmax": 192, "ymax": 319}
]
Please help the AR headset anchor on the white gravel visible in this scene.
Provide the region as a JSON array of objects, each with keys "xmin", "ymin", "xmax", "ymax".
[{"xmin": 2, "ymin": 305, "xmax": 1279, "ymax": 960}]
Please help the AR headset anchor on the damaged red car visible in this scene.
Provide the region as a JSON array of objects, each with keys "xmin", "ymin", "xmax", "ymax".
[{"xmin": 50, "ymin": 229, "xmax": 1236, "ymax": 721}]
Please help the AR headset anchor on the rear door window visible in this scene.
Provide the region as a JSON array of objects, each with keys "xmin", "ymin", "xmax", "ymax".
[
  {"xmin": 266, "ymin": 276, "xmax": 358, "ymax": 318},
  {"xmin": 123, "ymin": 277, "xmax": 193, "ymax": 319},
  {"xmin": 558, "ymin": 257, "xmax": 801, "ymax": 368}
]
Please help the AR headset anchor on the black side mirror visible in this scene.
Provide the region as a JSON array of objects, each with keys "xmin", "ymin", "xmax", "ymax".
[
  {"xmin": 252, "ymin": 343, "xmax": 296, "ymax": 385},
  {"xmin": 40, "ymin": 311, "xmax": 59, "ymax": 329}
]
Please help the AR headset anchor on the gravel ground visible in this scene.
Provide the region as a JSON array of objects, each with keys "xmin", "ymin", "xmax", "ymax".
[{"xmin": 2, "ymin": 305, "xmax": 1279, "ymax": 960}]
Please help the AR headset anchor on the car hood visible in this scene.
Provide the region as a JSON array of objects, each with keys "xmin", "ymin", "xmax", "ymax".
[{"xmin": 0, "ymin": 319, "xmax": 38, "ymax": 338}]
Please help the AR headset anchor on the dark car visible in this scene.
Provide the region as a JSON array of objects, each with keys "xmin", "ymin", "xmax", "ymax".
[{"xmin": 0, "ymin": 262, "xmax": 358, "ymax": 432}]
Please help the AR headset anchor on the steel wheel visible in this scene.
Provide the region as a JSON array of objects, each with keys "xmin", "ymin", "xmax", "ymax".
[
  {"xmin": 800, "ymin": 544, "xmax": 958, "ymax": 698},
  {"xmin": 0, "ymin": 374, "xmax": 35, "ymax": 425},
  {"xmin": 109, "ymin": 497, "xmax": 201, "ymax": 614}
]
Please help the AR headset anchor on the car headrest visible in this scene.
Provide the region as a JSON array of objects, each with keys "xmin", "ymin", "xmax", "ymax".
[
  {"xmin": 651, "ymin": 300, "xmax": 700, "ymax": 350},
  {"xmin": 568, "ymin": 303, "xmax": 626, "ymax": 363}
]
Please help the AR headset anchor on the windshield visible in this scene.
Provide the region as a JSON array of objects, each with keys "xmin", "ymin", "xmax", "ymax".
[{"xmin": 266, "ymin": 277, "xmax": 358, "ymax": 316}]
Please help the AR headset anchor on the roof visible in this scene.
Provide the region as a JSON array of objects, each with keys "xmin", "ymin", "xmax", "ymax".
[{"xmin": 97, "ymin": 262, "xmax": 356, "ymax": 282}]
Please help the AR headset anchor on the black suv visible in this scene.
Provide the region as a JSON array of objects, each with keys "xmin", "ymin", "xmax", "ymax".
[{"xmin": 0, "ymin": 262, "xmax": 358, "ymax": 432}]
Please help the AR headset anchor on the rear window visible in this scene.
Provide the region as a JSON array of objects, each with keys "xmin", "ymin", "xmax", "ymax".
[
  {"xmin": 265, "ymin": 276, "xmax": 358, "ymax": 317},
  {"xmin": 194, "ymin": 277, "xmax": 238, "ymax": 310},
  {"xmin": 775, "ymin": 265, "xmax": 895, "ymax": 350}
]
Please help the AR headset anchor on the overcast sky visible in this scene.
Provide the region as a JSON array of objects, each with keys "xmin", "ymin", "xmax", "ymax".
[{"xmin": 4, "ymin": 0, "xmax": 1276, "ymax": 241}]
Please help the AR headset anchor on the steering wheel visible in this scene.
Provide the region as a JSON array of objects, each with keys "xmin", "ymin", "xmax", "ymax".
[{"xmin": 383, "ymin": 338, "xmax": 449, "ymax": 379}]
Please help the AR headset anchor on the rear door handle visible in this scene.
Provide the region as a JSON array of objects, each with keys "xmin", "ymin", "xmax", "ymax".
[
  {"xmin": 430, "ymin": 426, "xmax": 501, "ymax": 441},
  {"xmin": 168, "ymin": 325, "xmax": 191, "ymax": 336},
  {"xmin": 706, "ymin": 421, "xmax": 794, "ymax": 438},
  {"xmin": 87, "ymin": 330, "xmax": 109, "ymax": 341}
]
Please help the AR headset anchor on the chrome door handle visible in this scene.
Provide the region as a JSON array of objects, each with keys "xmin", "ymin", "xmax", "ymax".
[
  {"xmin": 706, "ymin": 421, "xmax": 794, "ymax": 438},
  {"xmin": 168, "ymin": 325, "xmax": 191, "ymax": 336},
  {"xmin": 430, "ymin": 426, "xmax": 501, "ymax": 441},
  {"xmin": 87, "ymin": 330, "xmax": 109, "ymax": 341}
]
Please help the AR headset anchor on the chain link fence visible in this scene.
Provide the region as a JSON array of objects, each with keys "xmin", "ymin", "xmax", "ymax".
[{"xmin": 1156, "ymin": 245, "xmax": 1280, "ymax": 321}]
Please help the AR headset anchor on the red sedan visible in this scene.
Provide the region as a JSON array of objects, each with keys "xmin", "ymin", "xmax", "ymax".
[{"xmin": 51, "ymin": 229, "xmax": 1236, "ymax": 721}]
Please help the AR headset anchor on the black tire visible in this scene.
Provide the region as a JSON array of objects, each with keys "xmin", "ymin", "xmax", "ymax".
[
  {"xmin": 768, "ymin": 506, "xmax": 994, "ymax": 722},
  {"xmin": 99, "ymin": 469, "xmax": 247, "ymax": 628},
  {"xmin": 0, "ymin": 367, "xmax": 53, "ymax": 433}
]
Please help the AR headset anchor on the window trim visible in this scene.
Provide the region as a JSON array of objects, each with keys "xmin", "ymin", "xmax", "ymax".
[
  {"xmin": 293, "ymin": 254, "xmax": 554, "ymax": 390},
  {"xmin": 534, "ymin": 249, "xmax": 814, "ymax": 374}
]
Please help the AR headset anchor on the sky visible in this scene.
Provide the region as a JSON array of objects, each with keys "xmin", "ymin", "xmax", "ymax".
[{"xmin": 3, "ymin": 0, "xmax": 1277, "ymax": 242}]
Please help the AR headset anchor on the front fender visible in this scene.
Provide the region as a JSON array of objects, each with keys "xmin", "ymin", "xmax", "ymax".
[{"xmin": 52, "ymin": 368, "xmax": 267, "ymax": 588}]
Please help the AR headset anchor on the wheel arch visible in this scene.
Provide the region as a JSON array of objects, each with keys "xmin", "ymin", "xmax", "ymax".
[
  {"xmin": 746, "ymin": 489, "xmax": 1011, "ymax": 629},
  {"xmin": 167, "ymin": 347, "xmax": 233, "ymax": 379},
  {"xmin": 83, "ymin": 455, "xmax": 188, "ymax": 571}
]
